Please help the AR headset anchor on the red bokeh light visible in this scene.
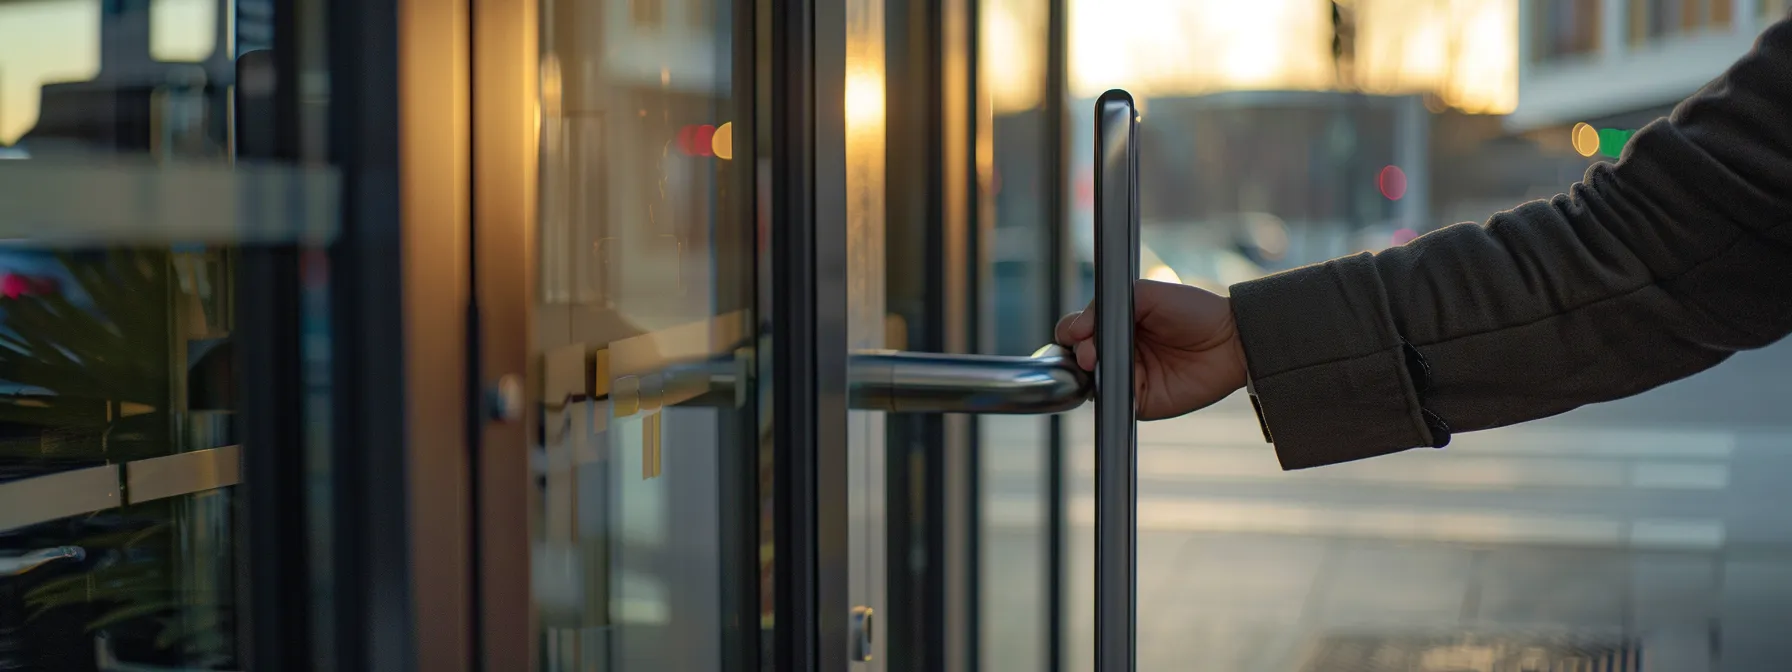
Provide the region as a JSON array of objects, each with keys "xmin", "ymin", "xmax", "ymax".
[
  {"xmin": 676, "ymin": 125, "xmax": 698, "ymax": 156},
  {"xmin": 693, "ymin": 124, "xmax": 716, "ymax": 157},
  {"xmin": 677, "ymin": 124, "xmax": 720, "ymax": 157},
  {"xmin": 1377, "ymin": 165, "xmax": 1407, "ymax": 201},
  {"xmin": 1, "ymin": 274, "xmax": 58, "ymax": 299}
]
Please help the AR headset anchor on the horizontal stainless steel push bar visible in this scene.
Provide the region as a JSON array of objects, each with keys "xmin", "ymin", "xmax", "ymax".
[{"xmin": 662, "ymin": 344, "xmax": 1092, "ymax": 415}]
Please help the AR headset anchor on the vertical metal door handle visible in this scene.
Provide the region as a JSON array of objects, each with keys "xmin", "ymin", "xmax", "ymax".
[{"xmin": 1093, "ymin": 88, "xmax": 1140, "ymax": 672}]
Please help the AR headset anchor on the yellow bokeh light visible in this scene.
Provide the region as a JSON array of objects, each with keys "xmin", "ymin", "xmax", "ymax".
[
  {"xmin": 711, "ymin": 121, "xmax": 734, "ymax": 160},
  {"xmin": 1571, "ymin": 122, "xmax": 1600, "ymax": 157},
  {"xmin": 1145, "ymin": 264, "xmax": 1183, "ymax": 285},
  {"xmin": 845, "ymin": 68, "xmax": 886, "ymax": 132}
]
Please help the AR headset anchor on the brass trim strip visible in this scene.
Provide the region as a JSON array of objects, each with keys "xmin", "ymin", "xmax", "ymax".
[
  {"xmin": 0, "ymin": 465, "xmax": 121, "ymax": 531},
  {"xmin": 124, "ymin": 445, "xmax": 244, "ymax": 504}
]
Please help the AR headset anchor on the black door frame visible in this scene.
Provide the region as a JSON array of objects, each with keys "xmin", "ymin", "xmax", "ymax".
[
  {"xmin": 767, "ymin": 0, "xmax": 854, "ymax": 665},
  {"xmin": 291, "ymin": 0, "xmax": 480, "ymax": 668}
]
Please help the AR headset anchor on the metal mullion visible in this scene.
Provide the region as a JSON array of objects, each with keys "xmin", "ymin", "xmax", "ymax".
[
  {"xmin": 1042, "ymin": 0, "xmax": 1069, "ymax": 666},
  {"xmin": 770, "ymin": 0, "xmax": 851, "ymax": 668},
  {"xmin": 719, "ymin": 0, "xmax": 763, "ymax": 665},
  {"xmin": 234, "ymin": 7, "xmax": 310, "ymax": 663}
]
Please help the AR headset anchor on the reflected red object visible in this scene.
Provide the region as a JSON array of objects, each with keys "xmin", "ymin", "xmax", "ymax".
[
  {"xmin": 1377, "ymin": 165, "xmax": 1408, "ymax": 201},
  {"xmin": 694, "ymin": 124, "xmax": 716, "ymax": 157},
  {"xmin": 676, "ymin": 125, "xmax": 698, "ymax": 156},
  {"xmin": 677, "ymin": 124, "xmax": 719, "ymax": 157},
  {"xmin": 1, "ymin": 274, "xmax": 57, "ymax": 299},
  {"xmin": 1074, "ymin": 170, "xmax": 1094, "ymax": 209}
]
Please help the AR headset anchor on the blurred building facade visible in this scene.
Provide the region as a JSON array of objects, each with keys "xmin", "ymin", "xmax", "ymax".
[
  {"xmin": 1513, "ymin": 0, "xmax": 1780, "ymax": 136},
  {"xmin": 1418, "ymin": 0, "xmax": 1784, "ymax": 245}
]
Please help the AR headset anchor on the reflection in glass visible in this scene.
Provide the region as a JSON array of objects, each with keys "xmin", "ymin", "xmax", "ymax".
[
  {"xmin": 533, "ymin": 0, "xmax": 755, "ymax": 667},
  {"xmin": 0, "ymin": 2, "xmax": 302, "ymax": 669},
  {"xmin": 0, "ymin": 249, "xmax": 246, "ymax": 670},
  {"xmin": 976, "ymin": 0, "xmax": 1052, "ymax": 670}
]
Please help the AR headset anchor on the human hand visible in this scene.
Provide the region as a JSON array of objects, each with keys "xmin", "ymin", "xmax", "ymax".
[{"xmin": 1054, "ymin": 279, "xmax": 1250, "ymax": 420}]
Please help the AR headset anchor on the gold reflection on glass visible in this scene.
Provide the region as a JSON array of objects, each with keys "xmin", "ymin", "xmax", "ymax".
[
  {"xmin": 847, "ymin": 0, "xmax": 886, "ymax": 349},
  {"xmin": 150, "ymin": 0, "xmax": 218, "ymax": 63},
  {"xmin": 0, "ymin": 0, "xmax": 101, "ymax": 145}
]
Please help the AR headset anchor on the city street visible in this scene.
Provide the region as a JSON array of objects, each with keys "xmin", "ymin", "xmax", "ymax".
[{"xmin": 980, "ymin": 340, "xmax": 1792, "ymax": 671}]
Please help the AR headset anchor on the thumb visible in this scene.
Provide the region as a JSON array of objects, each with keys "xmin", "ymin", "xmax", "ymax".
[{"xmin": 1055, "ymin": 300, "xmax": 1097, "ymax": 345}]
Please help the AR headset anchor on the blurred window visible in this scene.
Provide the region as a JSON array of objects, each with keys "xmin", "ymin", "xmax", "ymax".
[
  {"xmin": 0, "ymin": 0, "xmax": 101, "ymax": 146},
  {"xmin": 1533, "ymin": 0, "xmax": 1602, "ymax": 61},
  {"xmin": 631, "ymin": 0, "xmax": 664, "ymax": 28},
  {"xmin": 150, "ymin": 0, "xmax": 218, "ymax": 62},
  {"xmin": 1628, "ymin": 0, "xmax": 1734, "ymax": 45},
  {"xmin": 687, "ymin": 0, "xmax": 710, "ymax": 28}
]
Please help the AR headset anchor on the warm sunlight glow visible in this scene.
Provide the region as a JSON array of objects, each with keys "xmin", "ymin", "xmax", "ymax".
[
  {"xmin": 0, "ymin": 0, "xmax": 101, "ymax": 146},
  {"xmin": 845, "ymin": 68, "xmax": 885, "ymax": 134},
  {"xmin": 1356, "ymin": 0, "xmax": 1518, "ymax": 113},
  {"xmin": 981, "ymin": 0, "xmax": 1046, "ymax": 113},
  {"xmin": 1065, "ymin": 0, "xmax": 1517, "ymax": 114},
  {"xmin": 846, "ymin": 0, "xmax": 887, "ymax": 347},
  {"xmin": 1068, "ymin": 0, "xmax": 1333, "ymax": 99},
  {"xmin": 150, "ymin": 0, "xmax": 218, "ymax": 62},
  {"xmin": 1145, "ymin": 264, "xmax": 1183, "ymax": 285}
]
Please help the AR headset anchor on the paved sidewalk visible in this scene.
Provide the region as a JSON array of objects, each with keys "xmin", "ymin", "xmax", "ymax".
[{"xmin": 975, "ymin": 393, "xmax": 1792, "ymax": 671}]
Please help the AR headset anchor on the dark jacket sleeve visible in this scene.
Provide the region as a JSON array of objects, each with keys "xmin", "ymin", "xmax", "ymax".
[{"xmin": 1229, "ymin": 16, "xmax": 1792, "ymax": 471}]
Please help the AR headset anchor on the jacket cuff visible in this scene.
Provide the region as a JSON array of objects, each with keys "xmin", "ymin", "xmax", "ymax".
[{"xmin": 1230, "ymin": 253, "xmax": 1442, "ymax": 470}]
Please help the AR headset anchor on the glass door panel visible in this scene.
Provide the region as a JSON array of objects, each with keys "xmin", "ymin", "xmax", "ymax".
[{"xmin": 530, "ymin": 0, "xmax": 761, "ymax": 668}]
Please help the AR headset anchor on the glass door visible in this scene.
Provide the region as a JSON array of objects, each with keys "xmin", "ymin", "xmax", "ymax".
[{"xmin": 467, "ymin": 0, "xmax": 786, "ymax": 668}]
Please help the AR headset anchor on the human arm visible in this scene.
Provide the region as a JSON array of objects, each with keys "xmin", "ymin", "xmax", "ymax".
[{"xmin": 1231, "ymin": 16, "xmax": 1792, "ymax": 469}]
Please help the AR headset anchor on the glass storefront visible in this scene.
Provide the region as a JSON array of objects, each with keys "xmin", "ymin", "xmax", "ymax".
[
  {"xmin": 5, "ymin": 1, "xmax": 1791, "ymax": 671},
  {"xmin": 0, "ymin": 1, "xmax": 334, "ymax": 670}
]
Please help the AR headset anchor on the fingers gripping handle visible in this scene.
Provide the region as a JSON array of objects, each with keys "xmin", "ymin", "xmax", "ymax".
[{"xmin": 1093, "ymin": 89, "xmax": 1139, "ymax": 672}]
